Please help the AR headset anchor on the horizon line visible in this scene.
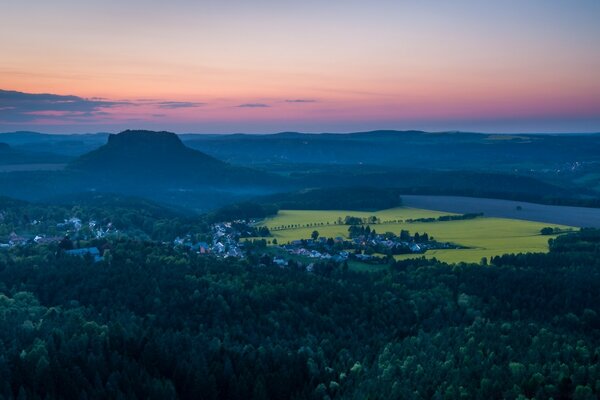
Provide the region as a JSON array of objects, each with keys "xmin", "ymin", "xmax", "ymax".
[{"xmin": 2, "ymin": 129, "xmax": 600, "ymax": 136}]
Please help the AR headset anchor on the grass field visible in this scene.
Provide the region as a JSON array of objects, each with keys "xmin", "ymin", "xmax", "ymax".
[
  {"xmin": 401, "ymin": 195, "xmax": 600, "ymax": 228},
  {"xmin": 259, "ymin": 208, "xmax": 575, "ymax": 264}
]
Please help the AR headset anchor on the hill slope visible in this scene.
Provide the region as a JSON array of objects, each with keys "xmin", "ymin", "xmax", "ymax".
[
  {"xmin": 71, "ymin": 130, "xmax": 223, "ymax": 176},
  {"xmin": 69, "ymin": 130, "xmax": 279, "ymax": 186},
  {"xmin": 0, "ymin": 142, "xmax": 67, "ymax": 165},
  {"xmin": 0, "ymin": 131, "xmax": 108, "ymax": 156},
  {"xmin": 182, "ymin": 130, "xmax": 600, "ymax": 170}
]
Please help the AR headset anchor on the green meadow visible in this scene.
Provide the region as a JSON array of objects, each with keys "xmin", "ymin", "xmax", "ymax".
[{"xmin": 258, "ymin": 208, "xmax": 575, "ymax": 264}]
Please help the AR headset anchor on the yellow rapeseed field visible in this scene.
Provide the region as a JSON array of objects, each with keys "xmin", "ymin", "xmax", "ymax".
[{"xmin": 258, "ymin": 208, "xmax": 575, "ymax": 264}]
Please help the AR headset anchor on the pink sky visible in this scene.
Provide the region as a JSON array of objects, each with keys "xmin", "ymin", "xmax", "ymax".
[{"xmin": 1, "ymin": 0, "xmax": 599, "ymax": 133}]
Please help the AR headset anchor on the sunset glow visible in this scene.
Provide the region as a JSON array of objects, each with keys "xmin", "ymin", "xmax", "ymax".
[{"xmin": 1, "ymin": 0, "xmax": 599, "ymax": 133}]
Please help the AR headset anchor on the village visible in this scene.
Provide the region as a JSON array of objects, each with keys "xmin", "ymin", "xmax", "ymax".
[
  {"xmin": 275, "ymin": 226, "xmax": 459, "ymax": 266},
  {"xmin": 173, "ymin": 221, "xmax": 249, "ymax": 259},
  {"xmin": 0, "ymin": 216, "xmax": 118, "ymax": 248},
  {"xmin": 173, "ymin": 220, "xmax": 459, "ymax": 268},
  {"xmin": 1, "ymin": 212, "xmax": 458, "ymax": 268}
]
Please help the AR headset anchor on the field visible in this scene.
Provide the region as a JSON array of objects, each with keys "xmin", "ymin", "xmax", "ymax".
[
  {"xmin": 401, "ymin": 195, "xmax": 600, "ymax": 228},
  {"xmin": 259, "ymin": 208, "xmax": 575, "ymax": 264}
]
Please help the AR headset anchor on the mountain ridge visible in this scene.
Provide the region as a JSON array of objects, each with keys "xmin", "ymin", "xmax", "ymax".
[
  {"xmin": 70, "ymin": 130, "xmax": 226, "ymax": 175},
  {"xmin": 68, "ymin": 130, "xmax": 283, "ymax": 188}
]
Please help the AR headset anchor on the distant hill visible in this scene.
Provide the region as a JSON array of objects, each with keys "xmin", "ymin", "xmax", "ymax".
[
  {"xmin": 0, "ymin": 131, "xmax": 48, "ymax": 145},
  {"xmin": 69, "ymin": 130, "xmax": 282, "ymax": 187},
  {"xmin": 0, "ymin": 131, "xmax": 286, "ymax": 211},
  {"xmin": 0, "ymin": 131, "xmax": 108, "ymax": 156},
  {"xmin": 0, "ymin": 142, "xmax": 68, "ymax": 165},
  {"xmin": 181, "ymin": 130, "xmax": 600, "ymax": 169},
  {"xmin": 1, "ymin": 129, "xmax": 599, "ymax": 210},
  {"xmin": 6, "ymin": 129, "xmax": 600, "ymax": 170},
  {"xmin": 71, "ymin": 130, "xmax": 223, "ymax": 175}
]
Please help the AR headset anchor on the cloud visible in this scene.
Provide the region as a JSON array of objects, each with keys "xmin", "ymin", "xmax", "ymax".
[
  {"xmin": 0, "ymin": 89, "xmax": 129, "ymax": 122},
  {"xmin": 155, "ymin": 101, "xmax": 205, "ymax": 109},
  {"xmin": 0, "ymin": 90, "xmax": 209, "ymax": 124},
  {"xmin": 285, "ymin": 99, "xmax": 316, "ymax": 103},
  {"xmin": 236, "ymin": 103, "xmax": 270, "ymax": 108}
]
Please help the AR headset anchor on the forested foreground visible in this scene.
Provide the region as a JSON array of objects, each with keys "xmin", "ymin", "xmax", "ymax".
[{"xmin": 1, "ymin": 231, "xmax": 600, "ymax": 399}]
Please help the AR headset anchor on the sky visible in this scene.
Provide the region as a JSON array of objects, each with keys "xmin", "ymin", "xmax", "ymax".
[{"xmin": 1, "ymin": 0, "xmax": 599, "ymax": 134}]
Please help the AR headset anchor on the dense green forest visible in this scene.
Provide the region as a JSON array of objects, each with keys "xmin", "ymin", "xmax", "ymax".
[
  {"xmin": 0, "ymin": 195, "xmax": 208, "ymax": 242},
  {"xmin": 1, "ymin": 226, "xmax": 600, "ymax": 398},
  {"xmin": 256, "ymin": 187, "xmax": 403, "ymax": 211}
]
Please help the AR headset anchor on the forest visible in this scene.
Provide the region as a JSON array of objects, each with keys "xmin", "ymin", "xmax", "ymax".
[{"xmin": 1, "ymin": 225, "xmax": 600, "ymax": 398}]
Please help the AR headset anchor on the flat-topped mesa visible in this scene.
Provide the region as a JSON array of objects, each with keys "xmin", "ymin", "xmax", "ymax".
[
  {"xmin": 68, "ymin": 129, "xmax": 229, "ymax": 181},
  {"xmin": 106, "ymin": 130, "xmax": 186, "ymax": 152},
  {"xmin": 66, "ymin": 129, "xmax": 281, "ymax": 187}
]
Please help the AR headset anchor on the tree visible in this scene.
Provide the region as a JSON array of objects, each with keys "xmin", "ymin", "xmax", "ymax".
[
  {"xmin": 58, "ymin": 235, "xmax": 74, "ymax": 250},
  {"xmin": 311, "ymin": 230, "xmax": 319, "ymax": 240},
  {"xmin": 541, "ymin": 227, "xmax": 555, "ymax": 235},
  {"xmin": 400, "ymin": 230, "xmax": 411, "ymax": 241}
]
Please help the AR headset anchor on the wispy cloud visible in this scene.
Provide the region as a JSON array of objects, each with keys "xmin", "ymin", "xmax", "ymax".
[
  {"xmin": 155, "ymin": 101, "xmax": 205, "ymax": 109},
  {"xmin": 237, "ymin": 103, "xmax": 270, "ymax": 108},
  {"xmin": 0, "ymin": 89, "xmax": 209, "ymax": 124},
  {"xmin": 285, "ymin": 99, "xmax": 316, "ymax": 103},
  {"xmin": 0, "ymin": 89, "xmax": 128, "ymax": 122}
]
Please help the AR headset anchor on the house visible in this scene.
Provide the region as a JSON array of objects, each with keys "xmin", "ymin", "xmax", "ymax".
[
  {"xmin": 409, "ymin": 243, "xmax": 423, "ymax": 253},
  {"xmin": 34, "ymin": 236, "xmax": 62, "ymax": 245},
  {"xmin": 8, "ymin": 232, "xmax": 28, "ymax": 246},
  {"xmin": 69, "ymin": 218, "xmax": 82, "ymax": 230},
  {"xmin": 191, "ymin": 242, "xmax": 210, "ymax": 254},
  {"xmin": 309, "ymin": 250, "xmax": 322, "ymax": 258},
  {"xmin": 273, "ymin": 257, "xmax": 288, "ymax": 267},
  {"xmin": 225, "ymin": 247, "xmax": 243, "ymax": 258},
  {"xmin": 213, "ymin": 242, "xmax": 226, "ymax": 253}
]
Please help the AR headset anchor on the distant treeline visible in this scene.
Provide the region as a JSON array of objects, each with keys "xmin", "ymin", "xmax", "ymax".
[
  {"xmin": 256, "ymin": 187, "xmax": 403, "ymax": 211},
  {"xmin": 400, "ymin": 186, "xmax": 600, "ymax": 209},
  {"xmin": 207, "ymin": 202, "xmax": 279, "ymax": 223},
  {"xmin": 406, "ymin": 212, "xmax": 483, "ymax": 223},
  {"xmin": 287, "ymin": 168, "xmax": 600, "ymax": 209},
  {"xmin": 209, "ymin": 187, "xmax": 404, "ymax": 224}
]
